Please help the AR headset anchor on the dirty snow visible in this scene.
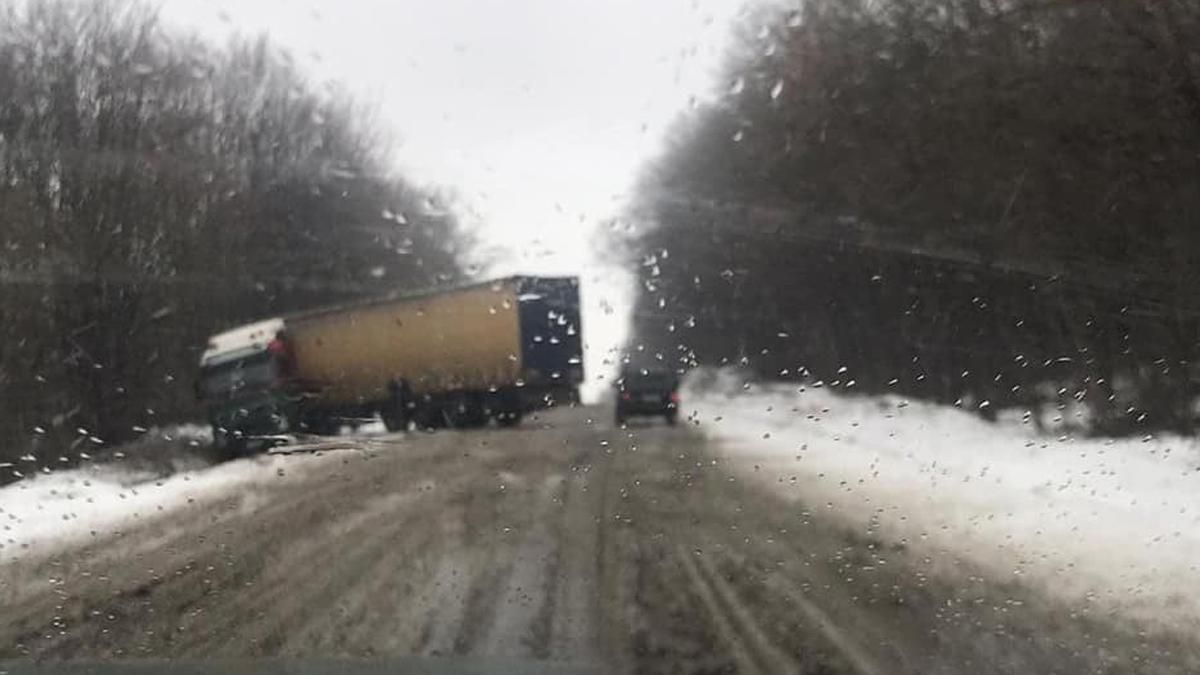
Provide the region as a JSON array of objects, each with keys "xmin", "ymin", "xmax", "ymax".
[
  {"xmin": 0, "ymin": 450, "xmax": 324, "ymax": 563},
  {"xmin": 684, "ymin": 370, "xmax": 1200, "ymax": 627}
]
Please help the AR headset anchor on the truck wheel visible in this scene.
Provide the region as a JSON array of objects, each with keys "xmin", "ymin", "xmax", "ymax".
[
  {"xmin": 381, "ymin": 411, "xmax": 406, "ymax": 432},
  {"xmin": 412, "ymin": 405, "xmax": 447, "ymax": 431},
  {"xmin": 212, "ymin": 424, "xmax": 232, "ymax": 461},
  {"xmin": 381, "ymin": 402, "xmax": 408, "ymax": 432},
  {"xmin": 304, "ymin": 414, "xmax": 339, "ymax": 436},
  {"xmin": 496, "ymin": 410, "xmax": 523, "ymax": 428},
  {"xmin": 447, "ymin": 394, "xmax": 487, "ymax": 429},
  {"xmin": 214, "ymin": 426, "xmax": 246, "ymax": 461},
  {"xmin": 382, "ymin": 380, "xmax": 412, "ymax": 432}
]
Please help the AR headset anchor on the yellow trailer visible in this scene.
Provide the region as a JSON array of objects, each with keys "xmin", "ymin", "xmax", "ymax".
[{"xmin": 287, "ymin": 278, "xmax": 524, "ymax": 404}]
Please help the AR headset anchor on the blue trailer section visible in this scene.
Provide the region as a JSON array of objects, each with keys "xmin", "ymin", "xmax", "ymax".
[{"xmin": 516, "ymin": 276, "xmax": 584, "ymax": 406}]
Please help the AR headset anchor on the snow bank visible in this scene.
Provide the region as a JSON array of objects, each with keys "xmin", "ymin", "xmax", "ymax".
[
  {"xmin": 3, "ymin": 424, "xmax": 218, "ymax": 486},
  {"xmin": 94, "ymin": 423, "xmax": 218, "ymax": 475},
  {"xmin": 683, "ymin": 369, "xmax": 1200, "ymax": 627},
  {"xmin": 0, "ymin": 450, "xmax": 322, "ymax": 563},
  {"xmin": 0, "ymin": 419, "xmax": 401, "ymax": 563}
]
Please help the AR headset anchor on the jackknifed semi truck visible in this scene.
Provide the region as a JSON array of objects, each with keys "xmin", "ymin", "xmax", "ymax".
[{"xmin": 196, "ymin": 276, "xmax": 583, "ymax": 456}]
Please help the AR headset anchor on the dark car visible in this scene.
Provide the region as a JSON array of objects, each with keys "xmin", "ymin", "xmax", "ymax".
[{"xmin": 615, "ymin": 367, "xmax": 680, "ymax": 426}]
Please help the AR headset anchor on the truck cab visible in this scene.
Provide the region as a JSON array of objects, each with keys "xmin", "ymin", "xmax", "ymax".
[{"xmin": 197, "ymin": 318, "xmax": 292, "ymax": 456}]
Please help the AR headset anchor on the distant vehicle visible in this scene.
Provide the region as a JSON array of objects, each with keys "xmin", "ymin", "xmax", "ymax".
[
  {"xmin": 615, "ymin": 366, "xmax": 680, "ymax": 426},
  {"xmin": 197, "ymin": 276, "xmax": 583, "ymax": 457}
]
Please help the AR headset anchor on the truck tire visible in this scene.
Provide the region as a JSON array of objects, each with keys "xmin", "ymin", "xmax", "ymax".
[
  {"xmin": 381, "ymin": 411, "xmax": 406, "ymax": 432},
  {"xmin": 212, "ymin": 424, "xmax": 231, "ymax": 460},
  {"xmin": 412, "ymin": 401, "xmax": 447, "ymax": 431},
  {"xmin": 304, "ymin": 413, "xmax": 340, "ymax": 436},
  {"xmin": 382, "ymin": 380, "xmax": 412, "ymax": 432},
  {"xmin": 213, "ymin": 425, "xmax": 247, "ymax": 461},
  {"xmin": 446, "ymin": 393, "xmax": 487, "ymax": 429},
  {"xmin": 381, "ymin": 401, "xmax": 407, "ymax": 432},
  {"xmin": 496, "ymin": 410, "xmax": 523, "ymax": 428}
]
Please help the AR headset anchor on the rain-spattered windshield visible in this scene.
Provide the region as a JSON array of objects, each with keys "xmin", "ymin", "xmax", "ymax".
[{"xmin": 3, "ymin": 0, "xmax": 1200, "ymax": 672}]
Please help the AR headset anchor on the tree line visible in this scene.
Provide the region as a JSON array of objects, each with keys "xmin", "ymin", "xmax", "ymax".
[
  {"xmin": 0, "ymin": 0, "xmax": 467, "ymax": 470},
  {"xmin": 623, "ymin": 0, "xmax": 1200, "ymax": 434}
]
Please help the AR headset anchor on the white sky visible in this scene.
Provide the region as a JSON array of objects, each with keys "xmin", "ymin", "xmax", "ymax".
[{"xmin": 159, "ymin": 0, "xmax": 749, "ymax": 397}]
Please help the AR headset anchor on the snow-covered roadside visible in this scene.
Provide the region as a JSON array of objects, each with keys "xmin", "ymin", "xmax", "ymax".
[
  {"xmin": 0, "ymin": 449, "xmax": 334, "ymax": 563},
  {"xmin": 683, "ymin": 371, "xmax": 1200, "ymax": 628}
]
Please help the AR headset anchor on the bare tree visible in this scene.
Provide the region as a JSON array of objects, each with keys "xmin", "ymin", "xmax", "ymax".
[
  {"xmin": 0, "ymin": 0, "xmax": 470, "ymax": 470},
  {"xmin": 622, "ymin": 0, "xmax": 1200, "ymax": 434}
]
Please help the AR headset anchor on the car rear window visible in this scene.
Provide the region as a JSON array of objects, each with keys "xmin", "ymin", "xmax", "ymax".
[{"xmin": 623, "ymin": 372, "xmax": 678, "ymax": 390}]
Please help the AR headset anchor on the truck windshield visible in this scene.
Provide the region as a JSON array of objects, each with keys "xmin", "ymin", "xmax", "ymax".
[{"xmin": 199, "ymin": 352, "xmax": 276, "ymax": 400}]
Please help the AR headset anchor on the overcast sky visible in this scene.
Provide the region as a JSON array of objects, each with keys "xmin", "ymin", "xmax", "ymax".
[{"xmin": 159, "ymin": 0, "xmax": 749, "ymax": 395}]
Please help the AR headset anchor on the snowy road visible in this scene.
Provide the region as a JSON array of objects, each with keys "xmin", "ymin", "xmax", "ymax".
[{"xmin": 1, "ymin": 404, "xmax": 1198, "ymax": 673}]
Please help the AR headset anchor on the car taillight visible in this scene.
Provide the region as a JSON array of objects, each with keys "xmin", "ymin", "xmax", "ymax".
[{"xmin": 670, "ymin": 391, "xmax": 680, "ymax": 403}]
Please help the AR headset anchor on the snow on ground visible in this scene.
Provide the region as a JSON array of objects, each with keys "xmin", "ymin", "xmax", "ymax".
[
  {"xmin": 0, "ymin": 417, "xmax": 404, "ymax": 563},
  {"xmin": 683, "ymin": 369, "xmax": 1200, "ymax": 628},
  {"xmin": 0, "ymin": 446, "xmax": 331, "ymax": 563}
]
